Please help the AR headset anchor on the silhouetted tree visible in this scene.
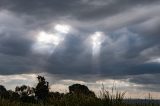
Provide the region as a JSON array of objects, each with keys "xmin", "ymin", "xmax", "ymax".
[
  {"xmin": 15, "ymin": 85, "xmax": 32, "ymax": 96},
  {"xmin": 48, "ymin": 92, "xmax": 64, "ymax": 99},
  {"xmin": 69, "ymin": 84, "xmax": 95, "ymax": 97},
  {"xmin": 8, "ymin": 90, "xmax": 20, "ymax": 100},
  {"xmin": 0, "ymin": 85, "xmax": 7, "ymax": 92},
  {"xmin": 15, "ymin": 85, "xmax": 35, "ymax": 102},
  {"xmin": 35, "ymin": 75, "xmax": 49, "ymax": 101},
  {"xmin": 0, "ymin": 85, "xmax": 9, "ymax": 98}
]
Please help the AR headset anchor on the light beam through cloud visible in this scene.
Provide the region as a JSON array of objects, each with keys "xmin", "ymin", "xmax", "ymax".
[
  {"xmin": 32, "ymin": 24, "xmax": 71, "ymax": 55},
  {"xmin": 90, "ymin": 32, "xmax": 105, "ymax": 73},
  {"xmin": 91, "ymin": 32, "xmax": 104, "ymax": 56}
]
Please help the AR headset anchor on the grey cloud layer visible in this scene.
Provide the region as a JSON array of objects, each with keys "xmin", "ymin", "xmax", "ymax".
[{"xmin": 0, "ymin": 0, "xmax": 160, "ymax": 89}]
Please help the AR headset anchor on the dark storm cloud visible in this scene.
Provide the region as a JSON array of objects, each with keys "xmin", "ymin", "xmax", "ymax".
[
  {"xmin": 0, "ymin": 33, "xmax": 33, "ymax": 56},
  {"xmin": 129, "ymin": 74, "xmax": 160, "ymax": 85},
  {"xmin": 0, "ymin": 0, "xmax": 160, "ymax": 90},
  {"xmin": 45, "ymin": 34, "xmax": 93, "ymax": 74},
  {"xmin": 76, "ymin": 0, "xmax": 160, "ymax": 21},
  {"xmin": 0, "ymin": 0, "xmax": 159, "ymax": 20},
  {"xmin": 130, "ymin": 17, "xmax": 160, "ymax": 36}
]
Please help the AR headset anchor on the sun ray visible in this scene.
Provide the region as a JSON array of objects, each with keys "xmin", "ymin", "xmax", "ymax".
[
  {"xmin": 90, "ymin": 31, "xmax": 105, "ymax": 73},
  {"xmin": 32, "ymin": 24, "xmax": 71, "ymax": 55},
  {"xmin": 91, "ymin": 32, "xmax": 104, "ymax": 56}
]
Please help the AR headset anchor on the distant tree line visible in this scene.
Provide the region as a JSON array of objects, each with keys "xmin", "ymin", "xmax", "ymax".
[{"xmin": 0, "ymin": 75, "xmax": 95, "ymax": 103}]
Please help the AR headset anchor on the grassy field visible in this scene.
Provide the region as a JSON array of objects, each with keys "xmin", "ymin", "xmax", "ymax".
[{"xmin": 0, "ymin": 89, "xmax": 159, "ymax": 106}]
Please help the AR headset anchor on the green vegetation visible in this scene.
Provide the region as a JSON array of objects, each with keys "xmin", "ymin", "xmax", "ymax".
[{"xmin": 0, "ymin": 76, "xmax": 159, "ymax": 106}]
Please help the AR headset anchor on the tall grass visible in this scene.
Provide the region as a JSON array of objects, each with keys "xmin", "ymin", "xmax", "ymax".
[
  {"xmin": 0, "ymin": 87, "xmax": 160, "ymax": 106},
  {"xmin": 99, "ymin": 84, "xmax": 126, "ymax": 106}
]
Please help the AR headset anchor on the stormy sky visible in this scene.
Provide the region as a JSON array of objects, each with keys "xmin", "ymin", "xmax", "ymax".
[{"xmin": 0, "ymin": 0, "xmax": 160, "ymax": 98}]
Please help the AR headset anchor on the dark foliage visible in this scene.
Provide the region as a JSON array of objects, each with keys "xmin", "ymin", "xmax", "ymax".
[
  {"xmin": 48, "ymin": 92, "xmax": 64, "ymax": 99},
  {"xmin": 15, "ymin": 85, "xmax": 35, "ymax": 103},
  {"xmin": 8, "ymin": 90, "xmax": 20, "ymax": 100},
  {"xmin": 0, "ymin": 76, "xmax": 159, "ymax": 106},
  {"xmin": 0, "ymin": 85, "xmax": 7, "ymax": 93},
  {"xmin": 69, "ymin": 84, "xmax": 95, "ymax": 97},
  {"xmin": 35, "ymin": 75, "xmax": 49, "ymax": 100},
  {"xmin": 0, "ymin": 85, "xmax": 9, "ymax": 98}
]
